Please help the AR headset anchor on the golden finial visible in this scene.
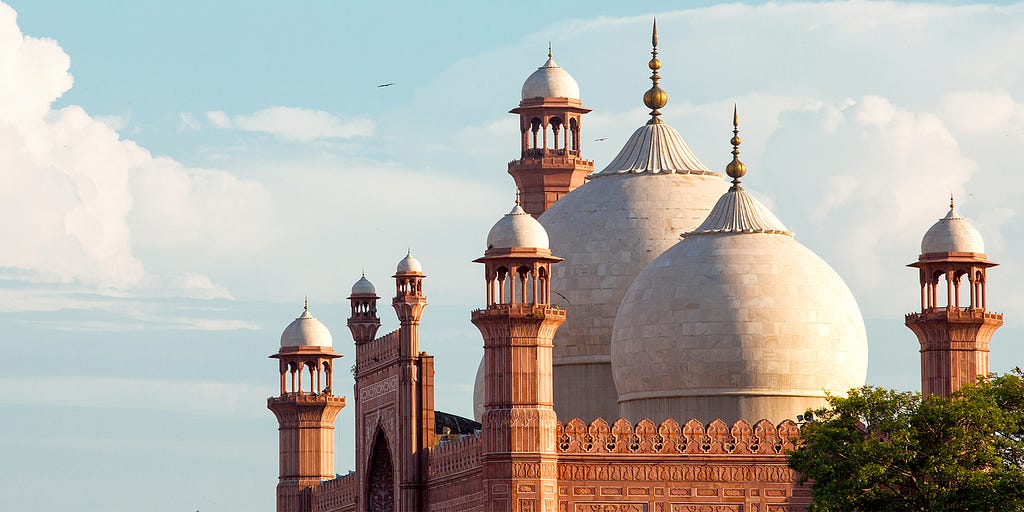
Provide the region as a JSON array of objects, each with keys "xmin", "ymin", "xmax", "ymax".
[
  {"xmin": 643, "ymin": 18, "xmax": 667, "ymax": 125},
  {"xmin": 304, "ymin": 295, "xmax": 309, "ymax": 312},
  {"xmin": 548, "ymin": 42, "xmax": 552, "ymax": 59},
  {"xmin": 949, "ymin": 193, "xmax": 955, "ymax": 210},
  {"xmin": 725, "ymin": 104, "xmax": 747, "ymax": 189},
  {"xmin": 515, "ymin": 189, "xmax": 521, "ymax": 206}
]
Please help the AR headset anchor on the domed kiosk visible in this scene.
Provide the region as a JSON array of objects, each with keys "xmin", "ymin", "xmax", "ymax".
[
  {"xmin": 610, "ymin": 109, "xmax": 868, "ymax": 423},
  {"xmin": 538, "ymin": 23, "xmax": 729, "ymax": 421}
]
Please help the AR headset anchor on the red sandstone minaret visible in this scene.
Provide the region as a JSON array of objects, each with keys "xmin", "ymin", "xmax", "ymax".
[
  {"xmin": 472, "ymin": 202, "xmax": 566, "ymax": 510},
  {"xmin": 268, "ymin": 301, "xmax": 346, "ymax": 512},
  {"xmin": 906, "ymin": 197, "xmax": 1003, "ymax": 397},
  {"xmin": 508, "ymin": 47, "xmax": 594, "ymax": 217},
  {"xmin": 351, "ymin": 255, "xmax": 436, "ymax": 512}
]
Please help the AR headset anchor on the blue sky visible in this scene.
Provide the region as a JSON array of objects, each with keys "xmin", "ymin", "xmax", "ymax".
[{"xmin": 2, "ymin": 1, "xmax": 1023, "ymax": 511}]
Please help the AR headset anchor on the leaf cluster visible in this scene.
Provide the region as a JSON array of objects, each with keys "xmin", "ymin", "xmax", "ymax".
[{"xmin": 788, "ymin": 371, "xmax": 1024, "ymax": 512}]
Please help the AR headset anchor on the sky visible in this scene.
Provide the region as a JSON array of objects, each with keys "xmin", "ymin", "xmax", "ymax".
[{"xmin": 1, "ymin": 1, "xmax": 1023, "ymax": 511}]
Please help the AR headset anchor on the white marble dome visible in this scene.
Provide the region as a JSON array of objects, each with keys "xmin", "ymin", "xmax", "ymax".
[
  {"xmin": 280, "ymin": 304, "xmax": 333, "ymax": 348},
  {"xmin": 921, "ymin": 205, "xmax": 985, "ymax": 254},
  {"xmin": 487, "ymin": 203, "xmax": 549, "ymax": 250},
  {"xmin": 537, "ymin": 121, "xmax": 729, "ymax": 421},
  {"xmin": 611, "ymin": 186, "xmax": 868, "ymax": 424},
  {"xmin": 351, "ymin": 274, "xmax": 376, "ymax": 295},
  {"xmin": 522, "ymin": 55, "xmax": 580, "ymax": 100},
  {"xmin": 396, "ymin": 251, "xmax": 423, "ymax": 273}
]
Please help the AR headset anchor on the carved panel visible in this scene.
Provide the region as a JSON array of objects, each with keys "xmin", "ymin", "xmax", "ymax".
[
  {"xmin": 361, "ymin": 375, "xmax": 399, "ymax": 402},
  {"xmin": 575, "ymin": 504, "xmax": 647, "ymax": 512},
  {"xmin": 555, "ymin": 418, "xmax": 802, "ymax": 455},
  {"xmin": 669, "ymin": 506, "xmax": 740, "ymax": 512}
]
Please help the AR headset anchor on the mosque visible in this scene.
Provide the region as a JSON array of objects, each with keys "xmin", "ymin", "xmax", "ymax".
[{"xmin": 265, "ymin": 23, "xmax": 1004, "ymax": 512}]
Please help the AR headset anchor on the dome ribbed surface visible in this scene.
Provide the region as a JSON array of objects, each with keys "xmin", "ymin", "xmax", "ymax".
[
  {"xmin": 921, "ymin": 207, "xmax": 985, "ymax": 254},
  {"xmin": 521, "ymin": 57, "xmax": 580, "ymax": 100},
  {"xmin": 396, "ymin": 252, "xmax": 423, "ymax": 273},
  {"xmin": 593, "ymin": 123, "xmax": 718, "ymax": 177},
  {"xmin": 486, "ymin": 204, "xmax": 550, "ymax": 250},
  {"xmin": 351, "ymin": 275, "xmax": 376, "ymax": 295},
  {"xmin": 686, "ymin": 187, "xmax": 792, "ymax": 237},
  {"xmin": 280, "ymin": 307, "xmax": 333, "ymax": 348}
]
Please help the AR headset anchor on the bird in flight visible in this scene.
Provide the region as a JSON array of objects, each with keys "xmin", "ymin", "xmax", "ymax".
[
  {"xmin": 594, "ymin": 137, "xmax": 607, "ymax": 142},
  {"xmin": 377, "ymin": 83, "xmax": 395, "ymax": 88}
]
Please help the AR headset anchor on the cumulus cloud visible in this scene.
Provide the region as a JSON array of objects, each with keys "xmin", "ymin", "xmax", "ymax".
[
  {"xmin": 0, "ymin": 3, "xmax": 270, "ymax": 304},
  {"xmin": 205, "ymin": 106, "xmax": 374, "ymax": 141}
]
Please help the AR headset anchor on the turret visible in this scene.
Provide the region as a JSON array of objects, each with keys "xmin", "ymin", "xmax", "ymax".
[
  {"xmin": 267, "ymin": 301, "xmax": 345, "ymax": 512},
  {"xmin": 906, "ymin": 197, "xmax": 1003, "ymax": 397},
  {"xmin": 507, "ymin": 46, "xmax": 594, "ymax": 217},
  {"xmin": 472, "ymin": 201, "xmax": 566, "ymax": 510}
]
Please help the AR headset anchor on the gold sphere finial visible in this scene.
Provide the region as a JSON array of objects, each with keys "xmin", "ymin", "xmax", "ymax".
[
  {"xmin": 643, "ymin": 18, "xmax": 667, "ymax": 124},
  {"xmin": 515, "ymin": 189, "xmax": 521, "ymax": 206},
  {"xmin": 949, "ymin": 193, "xmax": 955, "ymax": 210},
  {"xmin": 725, "ymin": 104, "xmax": 747, "ymax": 188},
  {"xmin": 304, "ymin": 295, "xmax": 309, "ymax": 312}
]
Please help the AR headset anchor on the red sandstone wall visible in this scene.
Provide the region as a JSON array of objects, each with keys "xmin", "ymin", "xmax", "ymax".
[
  {"xmin": 553, "ymin": 418, "xmax": 810, "ymax": 512},
  {"xmin": 427, "ymin": 433, "xmax": 485, "ymax": 512},
  {"xmin": 311, "ymin": 473, "xmax": 356, "ymax": 512}
]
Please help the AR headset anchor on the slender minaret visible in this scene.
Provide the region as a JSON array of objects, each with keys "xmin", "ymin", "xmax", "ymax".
[
  {"xmin": 352, "ymin": 256, "xmax": 435, "ymax": 512},
  {"xmin": 267, "ymin": 301, "xmax": 345, "ymax": 512},
  {"xmin": 508, "ymin": 45, "xmax": 594, "ymax": 217},
  {"xmin": 472, "ymin": 201, "xmax": 566, "ymax": 511},
  {"xmin": 906, "ymin": 197, "xmax": 1003, "ymax": 397}
]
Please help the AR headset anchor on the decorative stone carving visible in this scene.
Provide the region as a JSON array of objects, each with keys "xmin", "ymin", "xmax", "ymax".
[{"xmin": 554, "ymin": 418, "xmax": 802, "ymax": 455}]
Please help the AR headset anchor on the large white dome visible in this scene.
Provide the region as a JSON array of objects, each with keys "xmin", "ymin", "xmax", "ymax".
[
  {"xmin": 610, "ymin": 186, "xmax": 868, "ymax": 424},
  {"xmin": 521, "ymin": 55, "xmax": 580, "ymax": 100},
  {"xmin": 280, "ymin": 303, "xmax": 333, "ymax": 348},
  {"xmin": 921, "ymin": 205, "xmax": 985, "ymax": 255},
  {"xmin": 538, "ymin": 121, "xmax": 729, "ymax": 421}
]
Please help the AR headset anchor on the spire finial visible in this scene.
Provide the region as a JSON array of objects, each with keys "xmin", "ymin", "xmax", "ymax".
[
  {"xmin": 548, "ymin": 42, "xmax": 552, "ymax": 59},
  {"xmin": 643, "ymin": 18, "xmax": 667, "ymax": 125},
  {"xmin": 515, "ymin": 189, "xmax": 521, "ymax": 206},
  {"xmin": 950, "ymin": 193, "xmax": 955, "ymax": 210},
  {"xmin": 725, "ymin": 104, "xmax": 747, "ymax": 189},
  {"xmin": 304, "ymin": 295, "xmax": 309, "ymax": 312}
]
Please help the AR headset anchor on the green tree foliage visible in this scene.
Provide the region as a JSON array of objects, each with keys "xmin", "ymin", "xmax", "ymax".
[{"xmin": 788, "ymin": 371, "xmax": 1024, "ymax": 512}]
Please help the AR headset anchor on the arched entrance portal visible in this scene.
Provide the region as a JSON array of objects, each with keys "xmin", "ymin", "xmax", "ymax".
[{"xmin": 367, "ymin": 429, "xmax": 394, "ymax": 512}]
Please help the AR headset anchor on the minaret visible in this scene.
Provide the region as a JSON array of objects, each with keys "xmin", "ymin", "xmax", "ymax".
[
  {"xmin": 906, "ymin": 197, "xmax": 1003, "ymax": 397},
  {"xmin": 472, "ymin": 201, "xmax": 566, "ymax": 511},
  {"xmin": 348, "ymin": 273, "xmax": 380, "ymax": 345},
  {"xmin": 508, "ymin": 45, "xmax": 594, "ymax": 217},
  {"xmin": 267, "ymin": 300, "xmax": 345, "ymax": 512}
]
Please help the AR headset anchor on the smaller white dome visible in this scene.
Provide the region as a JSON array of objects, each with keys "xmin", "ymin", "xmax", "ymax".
[
  {"xmin": 280, "ymin": 304, "xmax": 332, "ymax": 348},
  {"xmin": 486, "ymin": 204, "xmax": 550, "ymax": 250},
  {"xmin": 351, "ymin": 274, "xmax": 375, "ymax": 295},
  {"xmin": 396, "ymin": 251, "xmax": 423, "ymax": 273},
  {"xmin": 921, "ymin": 206, "xmax": 985, "ymax": 254},
  {"xmin": 521, "ymin": 56, "xmax": 580, "ymax": 100}
]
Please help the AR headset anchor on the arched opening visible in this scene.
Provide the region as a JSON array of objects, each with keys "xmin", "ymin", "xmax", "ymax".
[
  {"xmin": 550, "ymin": 117, "xmax": 563, "ymax": 151},
  {"xmin": 367, "ymin": 429, "xmax": 395, "ymax": 512},
  {"xmin": 322, "ymin": 361, "xmax": 332, "ymax": 394},
  {"xmin": 530, "ymin": 118, "xmax": 542, "ymax": 150},
  {"xmin": 569, "ymin": 118, "xmax": 579, "ymax": 152}
]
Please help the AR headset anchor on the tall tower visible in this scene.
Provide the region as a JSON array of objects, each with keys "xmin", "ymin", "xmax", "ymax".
[
  {"xmin": 267, "ymin": 301, "xmax": 345, "ymax": 512},
  {"xmin": 472, "ymin": 202, "xmax": 566, "ymax": 512},
  {"xmin": 508, "ymin": 47, "xmax": 594, "ymax": 217},
  {"xmin": 906, "ymin": 198, "xmax": 1003, "ymax": 397},
  {"xmin": 351, "ymin": 255, "xmax": 435, "ymax": 512}
]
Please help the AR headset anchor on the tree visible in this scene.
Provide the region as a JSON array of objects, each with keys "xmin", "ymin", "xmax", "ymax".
[{"xmin": 788, "ymin": 371, "xmax": 1024, "ymax": 512}]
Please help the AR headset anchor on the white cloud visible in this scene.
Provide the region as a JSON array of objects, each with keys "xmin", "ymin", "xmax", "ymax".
[
  {"xmin": 177, "ymin": 112, "xmax": 200, "ymax": 130},
  {"xmin": 205, "ymin": 106, "xmax": 374, "ymax": 141},
  {"xmin": 0, "ymin": 3, "xmax": 271, "ymax": 305}
]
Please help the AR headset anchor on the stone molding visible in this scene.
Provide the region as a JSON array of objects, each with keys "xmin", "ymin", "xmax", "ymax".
[{"xmin": 556, "ymin": 418, "xmax": 801, "ymax": 456}]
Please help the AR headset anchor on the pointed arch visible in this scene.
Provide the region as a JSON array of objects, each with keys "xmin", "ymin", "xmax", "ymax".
[{"xmin": 367, "ymin": 427, "xmax": 394, "ymax": 512}]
